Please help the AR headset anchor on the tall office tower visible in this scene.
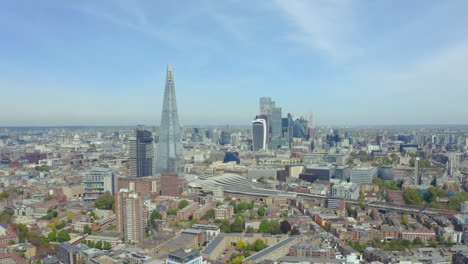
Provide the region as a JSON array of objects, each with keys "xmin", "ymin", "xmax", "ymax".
[
  {"xmin": 293, "ymin": 116, "xmax": 310, "ymax": 139},
  {"xmin": 219, "ymin": 131, "xmax": 231, "ymax": 145},
  {"xmin": 115, "ymin": 190, "xmax": 144, "ymax": 242},
  {"xmin": 415, "ymin": 157, "xmax": 421, "ymax": 185},
  {"xmin": 282, "ymin": 115, "xmax": 294, "ymax": 142},
  {"xmin": 271, "ymin": 106, "xmax": 282, "ymax": 138},
  {"xmin": 259, "ymin": 97, "xmax": 274, "ymax": 116},
  {"xmin": 160, "ymin": 174, "xmax": 180, "ymax": 196},
  {"xmin": 84, "ymin": 168, "xmax": 117, "ymax": 201},
  {"xmin": 252, "ymin": 118, "xmax": 267, "ymax": 151},
  {"xmin": 129, "ymin": 129, "xmax": 154, "ymax": 177},
  {"xmin": 156, "ymin": 65, "xmax": 184, "ymax": 175}
]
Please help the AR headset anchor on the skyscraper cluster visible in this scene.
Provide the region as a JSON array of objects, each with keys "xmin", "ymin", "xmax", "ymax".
[{"xmin": 253, "ymin": 97, "xmax": 312, "ymax": 150}]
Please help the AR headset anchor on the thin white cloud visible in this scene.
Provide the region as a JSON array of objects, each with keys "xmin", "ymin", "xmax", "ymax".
[
  {"xmin": 72, "ymin": 1, "xmax": 168, "ymax": 40},
  {"xmin": 273, "ymin": 0, "xmax": 362, "ymax": 63}
]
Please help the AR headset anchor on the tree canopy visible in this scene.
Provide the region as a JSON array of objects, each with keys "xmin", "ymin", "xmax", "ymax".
[
  {"xmin": 178, "ymin": 200, "xmax": 190, "ymax": 209},
  {"xmin": 57, "ymin": 230, "xmax": 70, "ymax": 242},
  {"xmin": 95, "ymin": 191, "xmax": 114, "ymax": 210}
]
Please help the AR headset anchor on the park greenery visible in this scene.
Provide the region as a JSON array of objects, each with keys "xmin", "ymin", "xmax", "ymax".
[
  {"xmin": 41, "ymin": 210, "xmax": 58, "ymax": 220},
  {"xmin": 0, "ymin": 210, "xmax": 13, "ymax": 223},
  {"xmin": 167, "ymin": 208, "xmax": 179, "ymax": 215},
  {"xmin": 403, "ymin": 186, "xmax": 468, "ymax": 211},
  {"xmin": 201, "ymin": 209, "xmax": 215, "ymax": 220},
  {"xmin": 257, "ymin": 205, "xmax": 266, "ymax": 216},
  {"xmin": 409, "ymin": 157, "xmax": 444, "ymax": 168},
  {"xmin": 148, "ymin": 211, "xmax": 162, "ymax": 227},
  {"xmin": 95, "ymin": 191, "xmax": 114, "ymax": 210},
  {"xmin": 35, "ymin": 165, "xmax": 52, "ymax": 172},
  {"xmin": 230, "ymin": 238, "xmax": 269, "ymax": 263},
  {"xmin": 0, "ymin": 192, "xmax": 9, "ymax": 200},
  {"xmin": 229, "ymin": 200, "xmax": 254, "ymax": 214},
  {"xmin": 84, "ymin": 224, "xmax": 92, "ymax": 235},
  {"xmin": 178, "ymin": 200, "xmax": 190, "ymax": 209},
  {"xmin": 82, "ymin": 240, "xmax": 112, "ymax": 250},
  {"xmin": 349, "ymin": 151, "xmax": 374, "ymax": 162}
]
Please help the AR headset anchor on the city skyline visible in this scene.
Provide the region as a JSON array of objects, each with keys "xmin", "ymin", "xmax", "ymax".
[{"xmin": 1, "ymin": 1, "xmax": 468, "ymax": 126}]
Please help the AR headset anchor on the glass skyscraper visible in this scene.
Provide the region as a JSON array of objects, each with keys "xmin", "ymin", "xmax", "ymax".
[
  {"xmin": 129, "ymin": 129, "xmax": 154, "ymax": 177},
  {"xmin": 156, "ymin": 65, "xmax": 184, "ymax": 175}
]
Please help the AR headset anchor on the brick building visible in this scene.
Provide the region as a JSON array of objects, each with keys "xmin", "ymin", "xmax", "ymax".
[
  {"xmin": 160, "ymin": 174, "xmax": 180, "ymax": 196},
  {"xmin": 176, "ymin": 202, "xmax": 199, "ymax": 221},
  {"xmin": 193, "ymin": 203, "xmax": 215, "ymax": 220},
  {"xmin": 118, "ymin": 177, "xmax": 159, "ymax": 195}
]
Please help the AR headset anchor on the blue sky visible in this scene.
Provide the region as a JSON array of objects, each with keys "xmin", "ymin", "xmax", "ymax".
[{"xmin": 1, "ymin": 0, "xmax": 468, "ymax": 126}]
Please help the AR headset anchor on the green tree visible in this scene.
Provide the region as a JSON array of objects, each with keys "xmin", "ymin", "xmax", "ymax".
[
  {"xmin": 359, "ymin": 192, "xmax": 365, "ymax": 200},
  {"xmin": 423, "ymin": 186, "xmax": 447, "ymax": 203},
  {"xmin": 373, "ymin": 178, "xmax": 383, "ymax": 186},
  {"xmin": 358, "ymin": 202, "xmax": 365, "ymax": 210},
  {"xmin": 84, "ymin": 225, "xmax": 92, "ymax": 235},
  {"xmin": 269, "ymin": 220, "xmax": 281, "ymax": 234},
  {"xmin": 230, "ymin": 217, "xmax": 244, "ymax": 232},
  {"xmin": 201, "ymin": 209, "xmax": 215, "ymax": 220},
  {"xmin": 252, "ymin": 239, "xmax": 268, "ymax": 251},
  {"xmin": 57, "ymin": 230, "xmax": 71, "ymax": 242},
  {"xmin": 219, "ymin": 220, "xmax": 230, "ymax": 233},
  {"xmin": 27, "ymin": 231, "xmax": 40, "ymax": 246},
  {"xmin": 230, "ymin": 201, "xmax": 238, "ymax": 214},
  {"xmin": 149, "ymin": 211, "xmax": 163, "ymax": 227},
  {"xmin": 95, "ymin": 241, "xmax": 103, "ymax": 250},
  {"xmin": 236, "ymin": 240, "xmax": 246, "ymax": 251},
  {"xmin": 178, "ymin": 200, "xmax": 190, "ymax": 209},
  {"xmin": 246, "ymin": 227, "xmax": 255, "ymax": 233},
  {"xmin": 231, "ymin": 256, "xmax": 244, "ymax": 264},
  {"xmin": 103, "ymin": 241, "xmax": 112, "ymax": 250},
  {"xmin": 448, "ymin": 191, "xmax": 468, "ymax": 211},
  {"xmin": 18, "ymin": 223, "xmax": 29, "ymax": 243},
  {"xmin": 259, "ymin": 220, "xmax": 270, "ymax": 233},
  {"xmin": 39, "ymin": 235, "xmax": 49, "ymax": 246},
  {"xmin": 47, "ymin": 231, "xmax": 57, "ymax": 242},
  {"xmin": 0, "ymin": 192, "xmax": 9, "ymax": 200},
  {"xmin": 346, "ymin": 205, "xmax": 355, "ymax": 217},
  {"xmin": 400, "ymin": 215, "xmax": 408, "ymax": 225},
  {"xmin": 413, "ymin": 237, "xmax": 423, "ymax": 245},
  {"xmin": 55, "ymin": 220, "xmax": 66, "ymax": 230},
  {"xmin": 0, "ymin": 210, "xmax": 13, "ymax": 223},
  {"xmin": 167, "ymin": 208, "xmax": 179, "ymax": 215},
  {"xmin": 257, "ymin": 205, "xmax": 266, "ymax": 217},
  {"xmin": 41, "ymin": 210, "xmax": 58, "ymax": 220},
  {"xmin": 403, "ymin": 188, "xmax": 423, "ymax": 206},
  {"xmin": 95, "ymin": 191, "xmax": 114, "ymax": 210}
]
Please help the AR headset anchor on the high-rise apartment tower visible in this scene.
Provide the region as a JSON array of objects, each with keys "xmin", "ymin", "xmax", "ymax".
[{"xmin": 115, "ymin": 190, "xmax": 144, "ymax": 242}]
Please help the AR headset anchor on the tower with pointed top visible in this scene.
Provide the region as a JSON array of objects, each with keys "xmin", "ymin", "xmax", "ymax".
[{"xmin": 156, "ymin": 65, "xmax": 184, "ymax": 175}]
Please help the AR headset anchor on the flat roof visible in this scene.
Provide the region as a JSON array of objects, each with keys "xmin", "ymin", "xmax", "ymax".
[
  {"xmin": 244, "ymin": 237, "xmax": 295, "ymax": 261},
  {"xmin": 201, "ymin": 236, "xmax": 224, "ymax": 255}
]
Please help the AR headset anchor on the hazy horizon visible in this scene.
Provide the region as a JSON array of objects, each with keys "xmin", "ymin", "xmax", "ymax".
[{"xmin": 1, "ymin": 1, "xmax": 468, "ymax": 126}]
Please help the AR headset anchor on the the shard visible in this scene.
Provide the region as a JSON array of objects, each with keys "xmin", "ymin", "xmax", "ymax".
[{"xmin": 156, "ymin": 65, "xmax": 184, "ymax": 175}]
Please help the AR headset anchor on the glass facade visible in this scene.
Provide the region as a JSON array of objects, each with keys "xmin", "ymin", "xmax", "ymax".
[{"xmin": 156, "ymin": 66, "xmax": 184, "ymax": 175}]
